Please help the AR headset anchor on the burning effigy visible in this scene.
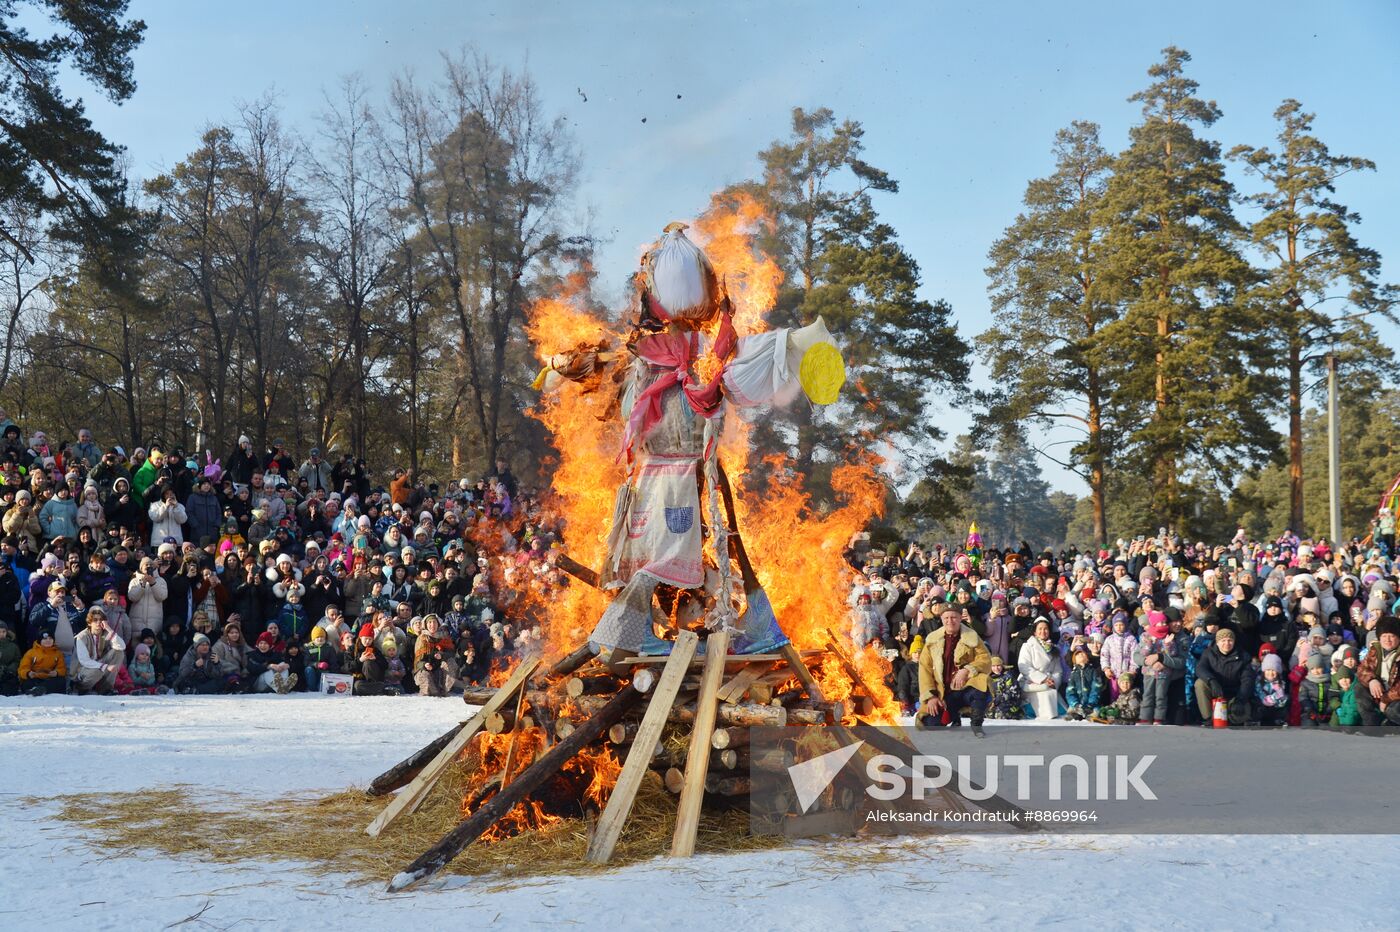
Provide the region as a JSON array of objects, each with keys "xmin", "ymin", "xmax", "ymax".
[{"xmin": 369, "ymin": 201, "xmax": 922, "ymax": 890}]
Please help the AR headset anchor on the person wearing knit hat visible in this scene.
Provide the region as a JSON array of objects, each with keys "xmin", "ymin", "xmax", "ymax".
[
  {"xmin": 174, "ymin": 632, "xmax": 226, "ymax": 694},
  {"xmin": 1138, "ymin": 611, "xmax": 1177, "ymax": 725},
  {"xmin": 1194, "ymin": 626, "xmax": 1253, "ymax": 725},
  {"xmin": 1355, "ymin": 616, "xmax": 1400, "ymax": 724},
  {"xmin": 1298, "ymin": 651, "xmax": 1334, "ymax": 727},
  {"xmin": 1254, "ymin": 652, "xmax": 1289, "ymax": 725},
  {"xmin": 1257, "ymin": 594, "xmax": 1296, "ymax": 660}
]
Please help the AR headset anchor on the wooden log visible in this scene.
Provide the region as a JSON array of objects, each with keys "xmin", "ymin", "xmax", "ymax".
[
  {"xmin": 849, "ymin": 692, "xmax": 875, "ymax": 717},
  {"xmin": 751, "ymin": 745, "xmax": 795, "ymax": 774},
  {"xmin": 787, "ymin": 700, "xmax": 846, "ymax": 725},
  {"xmin": 608, "ymin": 721, "xmax": 640, "ymax": 745},
  {"xmin": 366, "ymin": 720, "xmax": 467, "ymax": 797},
  {"xmin": 461, "ymin": 685, "xmax": 499, "ymax": 705},
  {"xmin": 671, "ymin": 630, "xmax": 730, "ymax": 858},
  {"xmin": 774, "ymin": 688, "xmax": 804, "ymax": 706},
  {"xmin": 710, "ymin": 727, "xmax": 749, "ymax": 750},
  {"xmin": 484, "ymin": 710, "xmax": 516, "ymax": 735},
  {"xmin": 715, "ymin": 748, "xmax": 746, "ymax": 770},
  {"xmin": 567, "ymin": 674, "xmax": 620, "ymax": 698},
  {"xmin": 787, "ymin": 707, "xmax": 827, "ymax": 726},
  {"xmin": 548, "ymin": 641, "xmax": 595, "ymax": 679},
  {"xmin": 586, "ymin": 631, "xmax": 700, "ymax": 865},
  {"xmin": 663, "ymin": 767, "xmax": 685, "ymax": 794},
  {"xmin": 387, "ymin": 682, "xmax": 647, "ymax": 891},
  {"xmin": 366, "ymin": 658, "xmax": 540, "ymax": 838},
  {"xmin": 554, "ymin": 719, "xmax": 575, "ymax": 741},
  {"xmin": 704, "ymin": 773, "xmax": 755, "ymax": 796},
  {"xmin": 712, "ymin": 746, "xmax": 792, "ymax": 772},
  {"xmin": 632, "ymin": 667, "xmax": 657, "ymax": 694},
  {"xmin": 671, "ymin": 700, "xmax": 787, "ymax": 728}
]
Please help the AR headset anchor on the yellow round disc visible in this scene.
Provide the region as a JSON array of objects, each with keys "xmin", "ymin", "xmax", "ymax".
[{"xmin": 798, "ymin": 341, "xmax": 845, "ymax": 405}]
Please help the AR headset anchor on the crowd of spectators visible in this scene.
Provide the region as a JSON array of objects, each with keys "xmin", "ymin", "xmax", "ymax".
[
  {"xmin": 852, "ymin": 532, "xmax": 1400, "ymax": 731},
  {"xmin": 0, "ymin": 418, "xmax": 564, "ymax": 699}
]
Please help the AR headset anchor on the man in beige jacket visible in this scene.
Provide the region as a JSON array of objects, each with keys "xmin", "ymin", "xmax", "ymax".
[{"xmin": 918, "ymin": 605, "xmax": 993, "ymax": 735}]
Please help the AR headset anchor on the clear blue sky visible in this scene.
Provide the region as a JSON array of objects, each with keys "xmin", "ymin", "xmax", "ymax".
[{"xmin": 80, "ymin": 0, "xmax": 1400, "ymax": 492}]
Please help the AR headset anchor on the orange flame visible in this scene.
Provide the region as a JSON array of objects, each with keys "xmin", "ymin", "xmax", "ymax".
[{"xmin": 523, "ymin": 196, "xmax": 896, "ymax": 720}]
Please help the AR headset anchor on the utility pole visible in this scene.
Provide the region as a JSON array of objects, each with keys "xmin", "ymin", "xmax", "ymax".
[{"xmin": 1327, "ymin": 353, "xmax": 1342, "ymax": 547}]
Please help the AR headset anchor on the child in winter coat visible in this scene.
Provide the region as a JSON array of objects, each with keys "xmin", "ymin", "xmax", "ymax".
[
  {"xmin": 1331, "ymin": 667, "xmax": 1361, "ymax": 726},
  {"xmin": 381, "ymin": 640, "xmax": 407, "ymax": 695},
  {"xmin": 1101, "ymin": 613, "xmax": 1139, "ymax": 699},
  {"xmin": 128, "ymin": 642, "xmax": 158, "ymax": 694},
  {"xmin": 1183, "ymin": 619, "xmax": 1213, "ymax": 721},
  {"xmin": 986, "ymin": 654, "xmax": 1023, "ymax": 720},
  {"xmin": 1253, "ymin": 653, "xmax": 1289, "ymax": 726},
  {"xmin": 303, "ymin": 627, "xmax": 339, "ymax": 692},
  {"xmin": 1095, "ymin": 674, "xmax": 1140, "ymax": 723},
  {"xmin": 1138, "ymin": 613, "xmax": 1180, "ymax": 725},
  {"xmin": 1064, "ymin": 645, "xmax": 1103, "ymax": 720},
  {"xmin": 1287, "ymin": 649, "xmax": 1310, "ymax": 727},
  {"xmin": 276, "ymin": 589, "xmax": 311, "ymax": 644},
  {"xmin": 1298, "ymin": 653, "xmax": 1334, "ymax": 727},
  {"xmin": 284, "ymin": 641, "xmax": 307, "ymax": 692}
]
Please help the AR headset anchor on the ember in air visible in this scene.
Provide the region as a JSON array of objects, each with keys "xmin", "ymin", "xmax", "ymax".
[{"xmin": 865, "ymin": 754, "xmax": 1158, "ymax": 802}]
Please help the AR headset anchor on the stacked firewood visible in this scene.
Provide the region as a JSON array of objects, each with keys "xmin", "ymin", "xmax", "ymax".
[{"xmin": 364, "ymin": 628, "xmax": 872, "ymax": 891}]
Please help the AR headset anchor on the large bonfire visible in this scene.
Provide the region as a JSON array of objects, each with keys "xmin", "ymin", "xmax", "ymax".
[{"xmin": 368, "ymin": 193, "xmax": 902, "ymax": 891}]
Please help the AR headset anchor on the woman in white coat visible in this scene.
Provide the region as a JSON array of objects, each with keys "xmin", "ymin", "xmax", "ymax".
[
  {"xmin": 1018, "ymin": 618, "xmax": 1063, "ymax": 720},
  {"xmin": 148, "ymin": 488, "xmax": 187, "ymax": 546}
]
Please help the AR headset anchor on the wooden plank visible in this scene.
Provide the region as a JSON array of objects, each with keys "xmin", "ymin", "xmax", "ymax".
[
  {"xmin": 670, "ymin": 630, "xmax": 731, "ymax": 858},
  {"xmin": 779, "ymin": 641, "xmax": 826, "ymax": 703},
  {"xmin": 366, "ymin": 720, "xmax": 467, "ymax": 796},
  {"xmin": 365, "ymin": 658, "xmax": 540, "ymax": 838},
  {"xmin": 716, "ymin": 661, "xmax": 770, "ymax": 704},
  {"xmin": 586, "ymin": 631, "xmax": 699, "ymax": 865}
]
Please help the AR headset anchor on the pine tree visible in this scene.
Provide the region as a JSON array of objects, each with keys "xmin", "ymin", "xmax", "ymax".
[
  {"xmin": 1094, "ymin": 47, "xmax": 1275, "ymax": 532},
  {"xmin": 983, "ymin": 120, "xmax": 1115, "ymax": 544},
  {"xmin": 729, "ymin": 108, "xmax": 970, "ymax": 505},
  {"xmin": 1229, "ymin": 99, "xmax": 1396, "ymax": 532},
  {"xmin": 0, "ymin": 1, "xmax": 144, "ymax": 254}
]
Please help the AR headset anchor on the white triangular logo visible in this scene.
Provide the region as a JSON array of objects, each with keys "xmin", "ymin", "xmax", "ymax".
[{"xmin": 787, "ymin": 740, "xmax": 864, "ymax": 813}]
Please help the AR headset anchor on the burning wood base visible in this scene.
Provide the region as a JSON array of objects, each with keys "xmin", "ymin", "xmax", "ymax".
[{"xmin": 367, "ymin": 636, "xmax": 879, "ymax": 890}]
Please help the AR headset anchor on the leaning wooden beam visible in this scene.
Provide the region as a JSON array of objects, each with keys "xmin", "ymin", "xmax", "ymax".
[
  {"xmin": 714, "ymin": 461, "xmax": 825, "ymax": 704},
  {"xmin": 554, "ymin": 552, "xmax": 600, "ymax": 588},
  {"xmin": 586, "ymin": 631, "xmax": 700, "ymax": 865},
  {"xmin": 366, "ymin": 721, "xmax": 467, "ymax": 797},
  {"xmin": 671, "ymin": 630, "xmax": 731, "ymax": 858},
  {"xmin": 824, "ymin": 628, "xmax": 878, "ymax": 699},
  {"xmin": 387, "ymin": 681, "xmax": 647, "ymax": 892},
  {"xmin": 365, "ymin": 658, "xmax": 540, "ymax": 838}
]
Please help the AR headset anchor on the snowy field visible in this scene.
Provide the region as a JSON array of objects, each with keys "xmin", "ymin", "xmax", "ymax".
[{"xmin": 3, "ymin": 694, "xmax": 1398, "ymax": 931}]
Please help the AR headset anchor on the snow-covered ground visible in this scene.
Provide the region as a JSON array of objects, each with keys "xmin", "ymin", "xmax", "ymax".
[{"xmin": 3, "ymin": 694, "xmax": 1397, "ymax": 930}]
